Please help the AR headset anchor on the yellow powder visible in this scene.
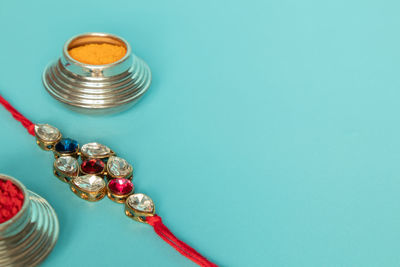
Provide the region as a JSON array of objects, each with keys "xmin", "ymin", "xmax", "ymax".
[{"xmin": 68, "ymin": 43, "xmax": 126, "ymax": 65}]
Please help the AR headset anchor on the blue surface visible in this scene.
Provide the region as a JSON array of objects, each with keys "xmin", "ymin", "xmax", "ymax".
[{"xmin": 0, "ymin": 0, "xmax": 400, "ymax": 266}]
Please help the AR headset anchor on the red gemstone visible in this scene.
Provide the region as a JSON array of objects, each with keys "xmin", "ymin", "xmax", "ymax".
[
  {"xmin": 108, "ymin": 178, "xmax": 134, "ymax": 195},
  {"xmin": 81, "ymin": 159, "xmax": 104, "ymax": 174}
]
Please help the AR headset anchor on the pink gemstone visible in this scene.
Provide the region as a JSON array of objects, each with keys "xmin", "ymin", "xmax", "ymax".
[{"xmin": 108, "ymin": 178, "xmax": 134, "ymax": 195}]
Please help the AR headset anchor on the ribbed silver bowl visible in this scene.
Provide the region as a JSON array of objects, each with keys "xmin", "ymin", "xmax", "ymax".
[
  {"xmin": 43, "ymin": 32, "xmax": 151, "ymax": 114},
  {"xmin": 0, "ymin": 174, "xmax": 59, "ymax": 267}
]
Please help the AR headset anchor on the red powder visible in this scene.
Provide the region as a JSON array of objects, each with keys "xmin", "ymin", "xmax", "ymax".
[{"xmin": 0, "ymin": 180, "xmax": 24, "ymax": 223}]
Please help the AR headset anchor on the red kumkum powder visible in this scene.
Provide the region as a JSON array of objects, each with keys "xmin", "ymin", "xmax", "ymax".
[{"xmin": 0, "ymin": 180, "xmax": 24, "ymax": 223}]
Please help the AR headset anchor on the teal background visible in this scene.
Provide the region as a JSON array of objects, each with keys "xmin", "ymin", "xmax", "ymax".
[{"xmin": 0, "ymin": 0, "xmax": 399, "ymax": 266}]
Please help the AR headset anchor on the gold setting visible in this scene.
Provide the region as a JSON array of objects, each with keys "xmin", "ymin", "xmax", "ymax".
[
  {"xmin": 70, "ymin": 178, "xmax": 106, "ymax": 202},
  {"xmin": 80, "ymin": 142, "xmax": 115, "ymax": 162},
  {"xmin": 80, "ymin": 150, "xmax": 115, "ymax": 162},
  {"xmin": 35, "ymin": 133, "xmax": 62, "ymax": 151},
  {"xmin": 124, "ymin": 197, "xmax": 155, "ymax": 224},
  {"xmin": 79, "ymin": 161, "xmax": 106, "ymax": 176},
  {"xmin": 53, "ymin": 144, "xmax": 80, "ymax": 159},
  {"xmin": 106, "ymin": 183, "xmax": 134, "ymax": 204},
  {"xmin": 36, "ymin": 138, "xmax": 62, "ymax": 151},
  {"xmin": 53, "ymin": 168, "xmax": 77, "ymax": 183},
  {"xmin": 106, "ymin": 161, "xmax": 133, "ymax": 181}
]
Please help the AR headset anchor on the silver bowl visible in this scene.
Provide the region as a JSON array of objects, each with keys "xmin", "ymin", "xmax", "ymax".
[
  {"xmin": 43, "ymin": 32, "xmax": 152, "ymax": 114},
  {"xmin": 0, "ymin": 174, "xmax": 59, "ymax": 267}
]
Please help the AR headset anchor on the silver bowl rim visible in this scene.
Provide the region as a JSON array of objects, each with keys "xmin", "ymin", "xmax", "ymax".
[{"xmin": 62, "ymin": 32, "xmax": 132, "ymax": 69}]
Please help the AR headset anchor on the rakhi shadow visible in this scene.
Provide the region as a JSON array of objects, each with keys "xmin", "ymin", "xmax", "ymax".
[{"xmin": 0, "ymin": 94, "xmax": 217, "ymax": 267}]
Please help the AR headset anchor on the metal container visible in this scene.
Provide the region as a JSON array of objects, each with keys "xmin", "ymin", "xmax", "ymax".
[
  {"xmin": 0, "ymin": 174, "xmax": 59, "ymax": 267},
  {"xmin": 43, "ymin": 32, "xmax": 152, "ymax": 114}
]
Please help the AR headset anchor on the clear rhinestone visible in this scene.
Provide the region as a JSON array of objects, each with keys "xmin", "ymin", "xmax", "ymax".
[
  {"xmin": 34, "ymin": 124, "xmax": 60, "ymax": 142},
  {"xmin": 55, "ymin": 156, "xmax": 78, "ymax": 174},
  {"xmin": 127, "ymin": 193, "xmax": 154, "ymax": 213},
  {"xmin": 81, "ymin": 142, "xmax": 111, "ymax": 158},
  {"xmin": 107, "ymin": 156, "xmax": 132, "ymax": 177},
  {"xmin": 73, "ymin": 175, "xmax": 105, "ymax": 192}
]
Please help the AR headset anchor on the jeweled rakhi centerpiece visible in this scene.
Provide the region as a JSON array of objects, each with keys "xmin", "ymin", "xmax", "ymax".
[{"xmin": 34, "ymin": 124, "xmax": 152, "ymax": 219}]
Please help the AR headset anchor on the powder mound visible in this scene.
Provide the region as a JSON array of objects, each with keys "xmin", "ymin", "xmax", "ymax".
[
  {"xmin": 0, "ymin": 180, "xmax": 24, "ymax": 224},
  {"xmin": 68, "ymin": 43, "xmax": 127, "ymax": 65}
]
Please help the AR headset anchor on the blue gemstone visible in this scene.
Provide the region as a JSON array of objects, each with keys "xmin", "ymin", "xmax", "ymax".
[{"xmin": 55, "ymin": 138, "xmax": 78, "ymax": 153}]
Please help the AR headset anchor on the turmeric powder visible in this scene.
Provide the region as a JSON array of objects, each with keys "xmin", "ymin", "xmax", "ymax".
[{"xmin": 68, "ymin": 43, "xmax": 126, "ymax": 65}]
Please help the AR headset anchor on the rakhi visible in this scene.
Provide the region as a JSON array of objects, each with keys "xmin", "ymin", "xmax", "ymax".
[{"xmin": 0, "ymin": 94, "xmax": 217, "ymax": 267}]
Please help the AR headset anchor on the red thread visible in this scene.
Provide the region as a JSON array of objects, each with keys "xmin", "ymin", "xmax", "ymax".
[
  {"xmin": 147, "ymin": 215, "xmax": 218, "ymax": 267},
  {"xmin": 0, "ymin": 180, "xmax": 24, "ymax": 223},
  {"xmin": 0, "ymin": 95, "xmax": 35, "ymax": 136}
]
